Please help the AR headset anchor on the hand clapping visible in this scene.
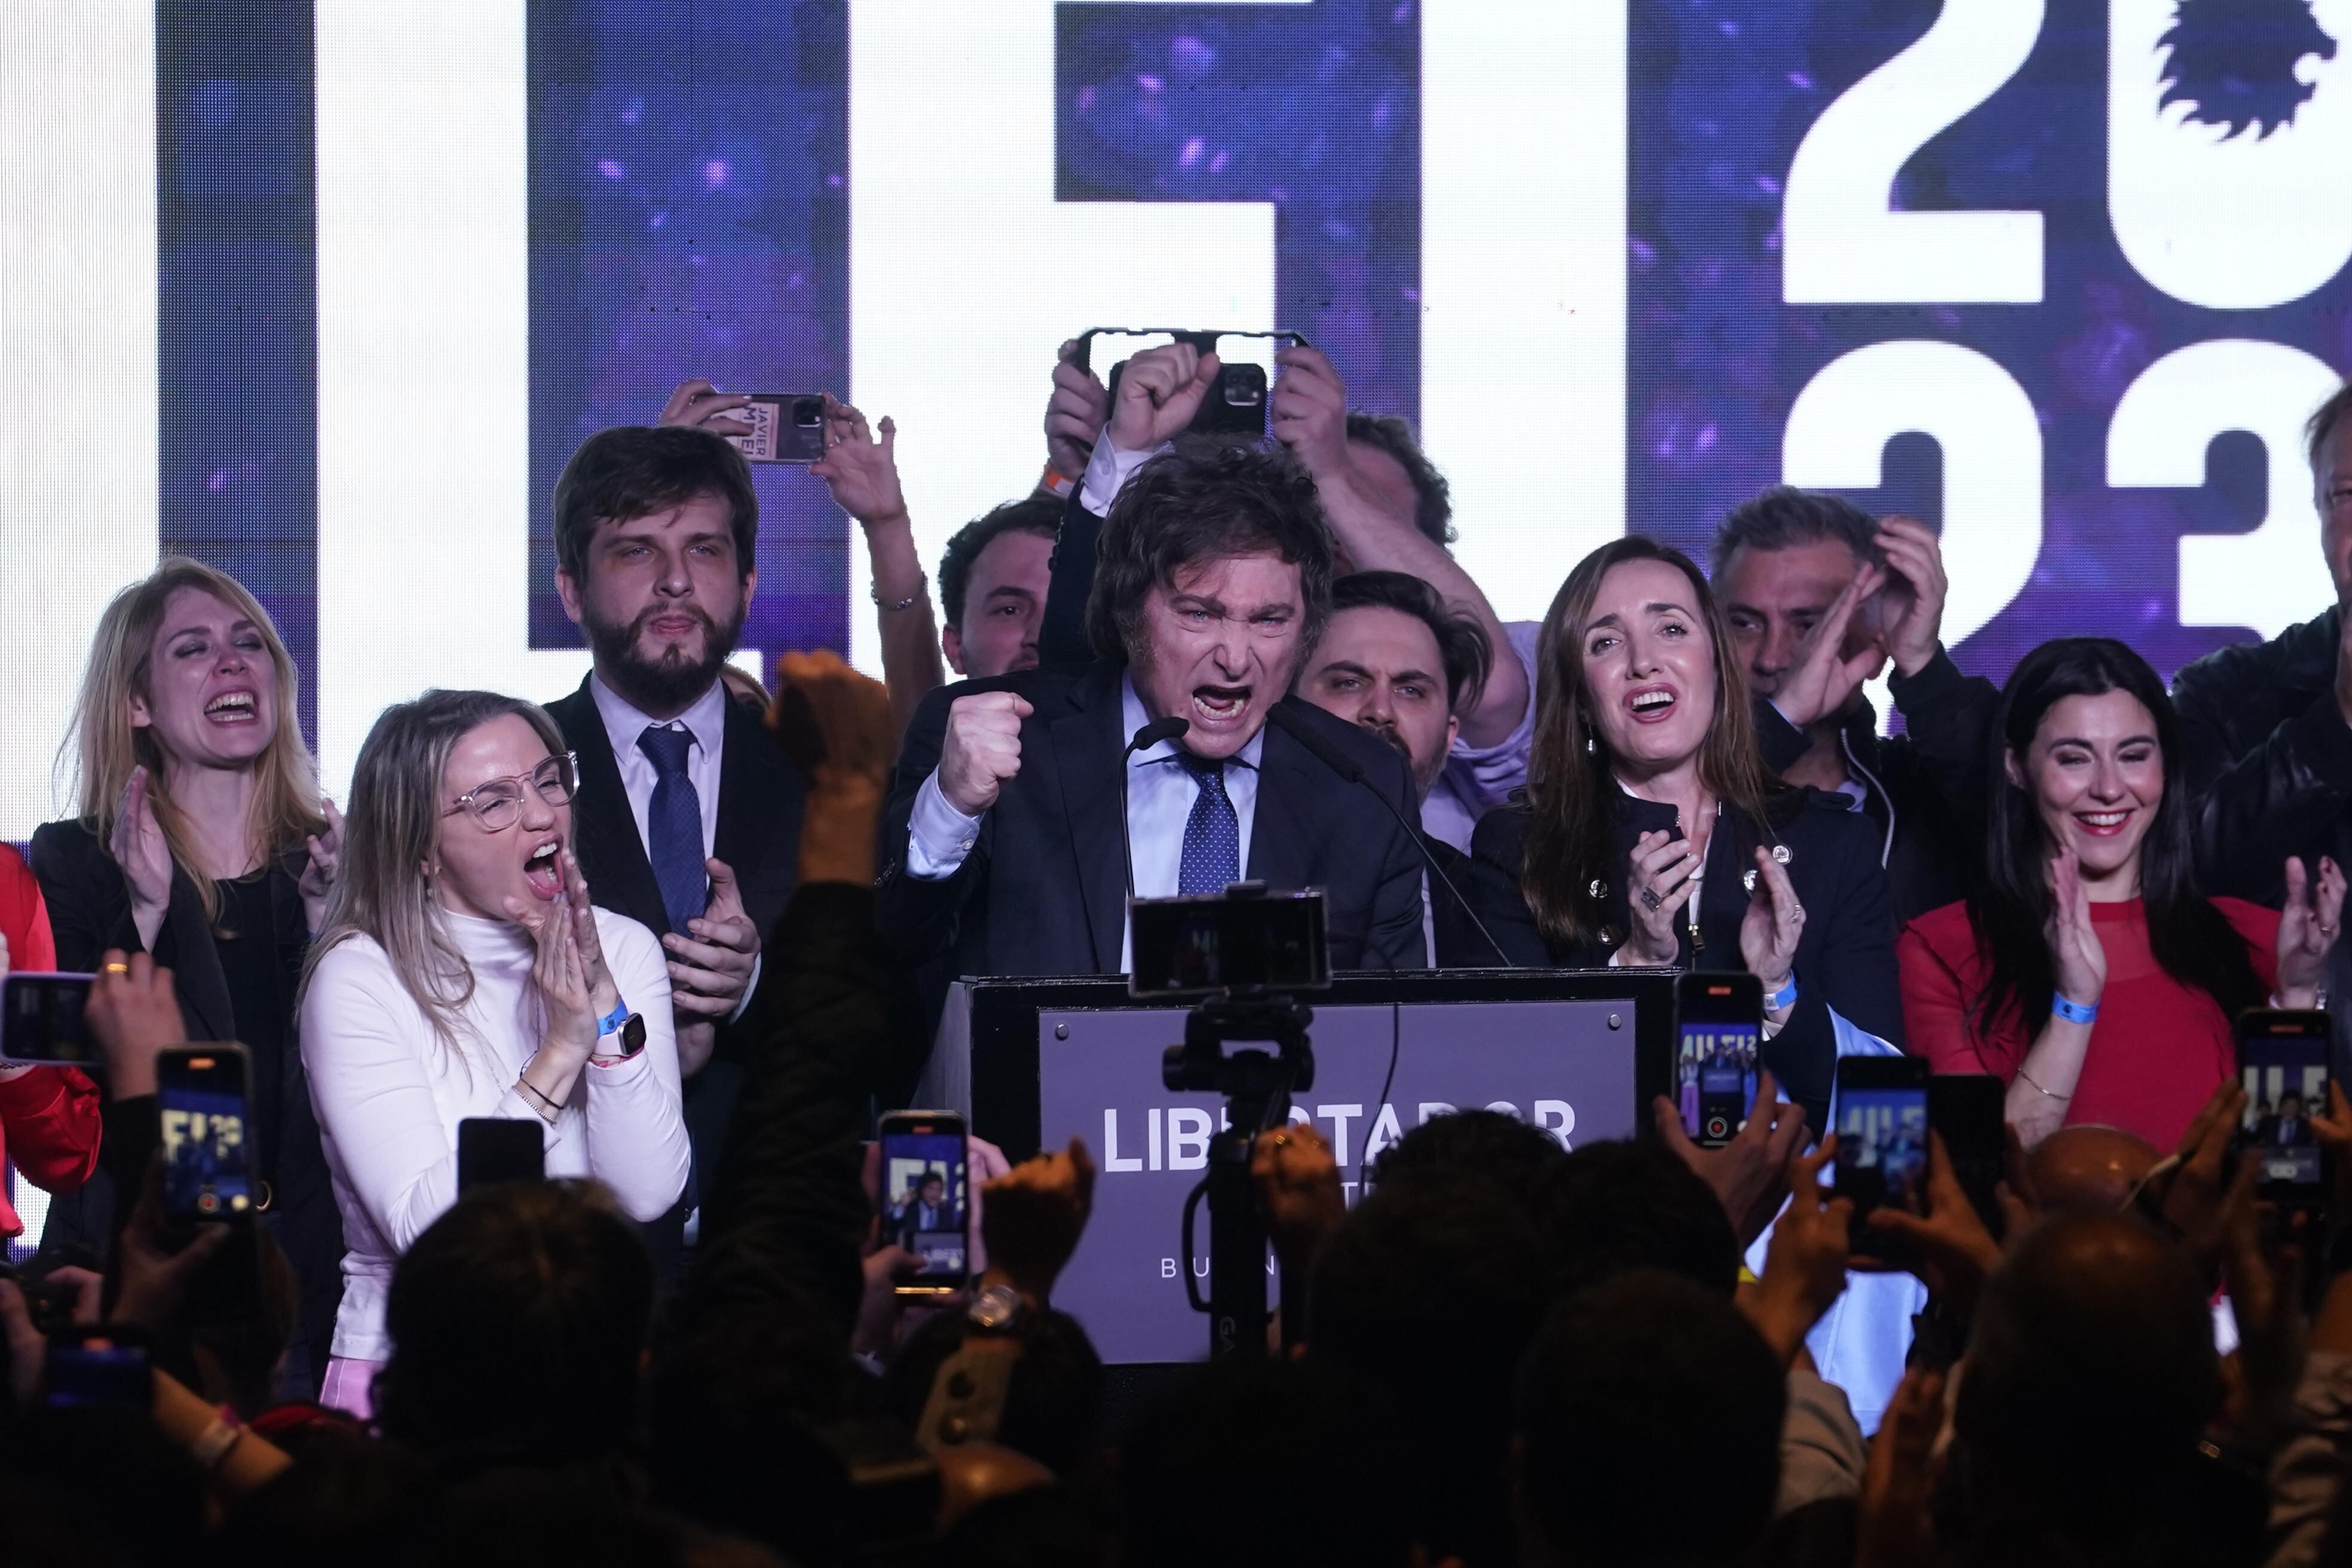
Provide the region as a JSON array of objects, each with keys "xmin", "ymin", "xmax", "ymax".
[
  {"xmin": 2276, "ymin": 853, "xmax": 2346, "ymax": 1009},
  {"xmin": 1740, "ymin": 846, "xmax": 1804, "ymax": 1011}
]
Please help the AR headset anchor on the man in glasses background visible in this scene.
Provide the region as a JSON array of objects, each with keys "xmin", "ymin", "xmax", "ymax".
[{"xmin": 543, "ymin": 425, "xmax": 806, "ymax": 1278}]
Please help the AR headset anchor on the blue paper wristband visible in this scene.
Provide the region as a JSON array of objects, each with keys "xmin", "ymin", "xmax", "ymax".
[
  {"xmin": 595, "ymin": 999, "xmax": 632, "ymax": 1038},
  {"xmin": 1763, "ymin": 975, "xmax": 1798, "ymax": 1013},
  {"xmin": 2051, "ymin": 994, "xmax": 2098, "ymax": 1025}
]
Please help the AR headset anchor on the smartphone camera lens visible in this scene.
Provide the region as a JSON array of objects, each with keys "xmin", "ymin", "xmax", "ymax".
[
  {"xmin": 1223, "ymin": 365, "xmax": 1267, "ymax": 407},
  {"xmin": 791, "ymin": 396, "xmax": 825, "ymax": 427}
]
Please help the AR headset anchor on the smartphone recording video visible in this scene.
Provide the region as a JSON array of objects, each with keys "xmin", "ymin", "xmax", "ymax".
[
  {"xmin": 1076, "ymin": 329, "xmax": 1307, "ymax": 439},
  {"xmin": 1674, "ymin": 973, "xmax": 1762, "ymax": 1147},
  {"xmin": 1, "ymin": 972, "xmax": 96, "ymax": 1065},
  {"xmin": 879, "ymin": 1111, "xmax": 970, "ymax": 1295},
  {"xmin": 2235, "ymin": 1009, "xmax": 2331, "ymax": 1200},
  {"xmin": 1833, "ymin": 1056, "xmax": 1931, "ymax": 1221},
  {"xmin": 726, "ymin": 393, "xmax": 828, "ymax": 463},
  {"xmin": 158, "ymin": 1046, "xmax": 255, "ymax": 1223}
]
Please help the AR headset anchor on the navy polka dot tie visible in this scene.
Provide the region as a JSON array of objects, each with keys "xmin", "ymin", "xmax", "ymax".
[
  {"xmin": 637, "ymin": 724, "xmax": 706, "ymax": 935},
  {"xmin": 1177, "ymin": 753, "xmax": 1240, "ymax": 896}
]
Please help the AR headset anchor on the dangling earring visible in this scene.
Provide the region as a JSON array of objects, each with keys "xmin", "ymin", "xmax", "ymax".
[{"xmin": 1584, "ymin": 730, "xmax": 1597, "ymax": 756}]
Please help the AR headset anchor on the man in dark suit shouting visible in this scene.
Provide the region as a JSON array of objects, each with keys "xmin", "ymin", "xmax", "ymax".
[
  {"xmin": 881, "ymin": 439, "xmax": 1428, "ymax": 980},
  {"xmin": 541, "ymin": 426, "xmax": 804, "ymax": 1269}
]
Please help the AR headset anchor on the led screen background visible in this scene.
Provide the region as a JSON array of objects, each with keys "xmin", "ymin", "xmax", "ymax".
[{"xmin": 1, "ymin": 0, "xmax": 2348, "ymax": 844}]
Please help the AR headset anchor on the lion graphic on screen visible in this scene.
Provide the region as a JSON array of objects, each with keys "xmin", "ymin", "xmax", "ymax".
[{"xmin": 2158, "ymin": 0, "xmax": 2338, "ymax": 139}]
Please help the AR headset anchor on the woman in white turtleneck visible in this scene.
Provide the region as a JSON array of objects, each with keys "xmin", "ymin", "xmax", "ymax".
[{"xmin": 298, "ymin": 690, "xmax": 689, "ymax": 1418}]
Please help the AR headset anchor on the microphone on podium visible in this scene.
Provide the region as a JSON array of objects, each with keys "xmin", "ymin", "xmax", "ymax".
[
  {"xmin": 1263, "ymin": 703, "xmax": 1515, "ymax": 968},
  {"xmin": 1122, "ymin": 716, "xmax": 1191, "ymax": 903}
]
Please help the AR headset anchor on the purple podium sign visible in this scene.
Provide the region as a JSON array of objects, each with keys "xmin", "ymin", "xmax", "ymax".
[{"xmin": 1037, "ymin": 997, "xmax": 1638, "ymax": 1364}]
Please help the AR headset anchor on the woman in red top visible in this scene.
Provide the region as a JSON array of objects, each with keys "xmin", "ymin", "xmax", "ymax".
[
  {"xmin": 1900, "ymin": 638, "xmax": 2344, "ymax": 1150},
  {"xmin": 0, "ymin": 843, "xmax": 102, "ymax": 1238}
]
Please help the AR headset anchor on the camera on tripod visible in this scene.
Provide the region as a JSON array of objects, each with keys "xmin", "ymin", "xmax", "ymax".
[{"xmin": 1129, "ymin": 883, "xmax": 1331, "ymax": 1359}]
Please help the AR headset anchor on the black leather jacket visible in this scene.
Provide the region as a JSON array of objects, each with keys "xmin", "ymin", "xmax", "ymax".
[{"xmin": 2173, "ymin": 606, "xmax": 2352, "ymax": 905}]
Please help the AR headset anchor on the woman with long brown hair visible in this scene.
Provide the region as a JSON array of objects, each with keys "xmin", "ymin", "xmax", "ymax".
[
  {"xmin": 30, "ymin": 556, "xmax": 344, "ymax": 1393},
  {"xmin": 1464, "ymin": 537, "xmax": 1903, "ymax": 1123}
]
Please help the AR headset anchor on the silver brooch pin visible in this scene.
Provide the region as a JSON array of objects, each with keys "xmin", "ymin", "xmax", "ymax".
[
  {"xmin": 1590, "ymin": 879, "xmax": 1609, "ymax": 900},
  {"xmin": 1771, "ymin": 844, "xmax": 1793, "ymax": 865},
  {"xmin": 1742, "ymin": 869, "xmax": 1758, "ymax": 893}
]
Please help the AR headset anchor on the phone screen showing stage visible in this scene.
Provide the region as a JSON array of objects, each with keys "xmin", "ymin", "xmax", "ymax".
[
  {"xmin": 159, "ymin": 1053, "xmax": 253, "ymax": 1221},
  {"xmin": 880, "ymin": 1123, "xmax": 970, "ymax": 1285},
  {"xmin": 1677, "ymin": 1019, "xmax": 1759, "ymax": 1146},
  {"xmin": 1835, "ymin": 1084, "xmax": 1929, "ymax": 1217},
  {"xmin": 2238, "ymin": 1025, "xmax": 2330, "ymax": 1191}
]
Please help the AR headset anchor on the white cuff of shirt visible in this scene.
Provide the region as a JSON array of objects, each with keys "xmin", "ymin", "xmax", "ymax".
[
  {"xmin": 906, "ymin": 768, "xmax": 984, "ymax": 880},
  {"xmin": 726, "ymin": 952, "xmax": 763, "ymax": 1025},
  {"xmin": 1077, "ymin": 428, "xmax": 1171, "ymax": 517}
]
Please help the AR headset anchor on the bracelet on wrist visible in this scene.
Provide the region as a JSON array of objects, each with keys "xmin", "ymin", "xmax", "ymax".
[
  {"xmin": 2051, "ymin": 994, "xmax": 2099, "ymax": 1025},
  {"xmin": 870, "ymin": 571, "xmax": 927, "ymax": 612},
  {"xmin": 189, "ymin": 1411, "xmax": 244, "ymax": 1471},
  {"xmin": 2017, "ymin": 1066, "xmax": 2073, "ymax": 1101},
  {"xmin": 1762, "ymin": 974, "xmax": 1798, "ymax": 1013}
]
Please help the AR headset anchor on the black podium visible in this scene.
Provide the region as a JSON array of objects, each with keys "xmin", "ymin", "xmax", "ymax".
[{"xmin": 941, "ymin": 967, "xmax": 1677, "ymax": 1365}]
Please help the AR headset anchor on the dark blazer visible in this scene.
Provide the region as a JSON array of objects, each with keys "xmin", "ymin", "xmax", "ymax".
[
  {"xmin": 1465, "ymin": 791, "xmax": 1902, "ymax": 1125},
  {"xmin": 29, "ymin": 819, "xmax": 345, "ymax": 1392},
  {"xmin": 541, "ymin": 676, "xmax": 805, "ymax": 957},
  {"xmin": 880, "ymin": 659, "xmax": 1429, "ymax": 979}
]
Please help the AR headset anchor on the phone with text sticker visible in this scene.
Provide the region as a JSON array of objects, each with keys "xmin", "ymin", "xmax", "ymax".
[
  {"xmin": 880, "ymin": 1110, "xmax": 971, "ymax": 1297},
  {"xmin": 1675, "ymin": 972, "xmax": 1761, "ymax": 1148},
  {"xmin": 1, "ymin": 972, "xmax": 96, "ymax": 1065},
  {"xmin": 1076, "ymin": 329, "xmax": 1309, "ymax": 439},
  {"xmin": 1834, "ymin": 1055, "xmax": 1931, "ymax": 1245},
  {"xmin": 158, "ymin": 1046, "xmax": 255, "ymax": 1225},
  {"xmin": 2235, "ymin": 1009, "xmax": 2332, "ymax": 1210},
  {"xmin": 726, "ymin": 393, "xmax": 829, "ymax": 463},
  {"xmin": 1930, "ymin": 1073, "xmax": 2008, "ymax": 1235}
]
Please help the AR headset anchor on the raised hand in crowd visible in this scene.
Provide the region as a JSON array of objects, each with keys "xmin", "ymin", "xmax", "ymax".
[
  {"xmin": 773, "ymin": 647, "xmax": 899, "ymax": 885},
  {"xmin": 810, "ymin": 394, "xmax": 909, "ymax": 532},
  {"xmin": 1737, "ymin": 1139, "xmax": 1850, "ymax": 1365},
  {"xmin": 110, "ymin": 1160, "xmax": 231, "ymax": 1332},
  {"xmin": 296, "ymin": 797, "xmax": 345, "ymax": 936},
  {"xmin": 1251, "ymin": 1119, "xmax": 1346, "ymax": 1280},
  {"xmin": 1863, "ymin": 1131, "xmax": 2007, "ymax": 1312},
  {"xmin": 1740, "ymin": 846, "xmax": 1805, "ymax": 1025},
  {"xmin": 979, "ymin": 1137, "xmax": 1095, "ymax": 1307},
  {"xmin": 1270, "ymin": 342, "xmax": 1529, "ymax": 748},
  {"xmin": 1107, "ymin": 342, "xmax": 1220, "ymax": 452},
  {"xmin": 2142, "ymin": 1076, "xmax": 2247, "ymax": 1268},
  {"xmin": 1873, "ymin": 516, "xmax": 1952, "ymax": 679},
  {"xmin": 938, "ymin": 691, "xmax": 1032, "ymax": 817},
  {"xmin": 655, "ymin": 376, "xmax": 755, "ymax": 438},
  {"xmin": 1857, "ymin": 1361, "xmax": 1947, "ymax": 1568},
  {"xmin": 111, "ymin": 763, "xmax": 174, "ymax": 951},
  {"xmin": 1045, "ymin": 338, "xmax": 1111, "ymax": 483},
  {"xmin": 810, "ymin": 394, "xmax": 944, "ymax": 731},
  {"xmin": 1619, "ymin": 828, "xmax": 1701, "ymax": 967},
  {"xmin": 1653, "ymin": 1068, "xmax": 1808, "ymax": 1247},
  {"xmin": 83, "ymin": 948, "xmax": 186, "ymax": 1100},
  {"xmin": 2276, "ymin": 853, "xmax": 2347, "ymax": 1007},
  {"xmin": 1757, "ymin": 561, "xmax": 1887, "ymax": 731}
]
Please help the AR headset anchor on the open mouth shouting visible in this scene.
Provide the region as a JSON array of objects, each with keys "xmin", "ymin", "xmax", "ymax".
[
  {"xmin": 2073, "ymin": 808, "xmax": 2135, "ymax": 838},
  {"xmin": 523, "ymin": 835, "xmax": 565, "ymax": 899},
  {"xmin": 204, "ymin": 688, "xmax": 259, "ymax": 725},
  {"xmin": 1624, "ymin": 683, "xmax": 1679, "ymax": 724},
  {"xmin": 1192, "ymin": 682, "xmax": 1254, "ymax": 731}
]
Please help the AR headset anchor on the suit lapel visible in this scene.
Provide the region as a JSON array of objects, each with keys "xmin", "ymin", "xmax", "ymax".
[
  {"xmin": 1245, "ymin": 704, "xmax": 1318, "ymax": 889},
  {"xmin": 712, "ymin": 695, "xmax": 788, "ymax": 889},
  {"xmin": 163, "ymin": 868, "xmax": 234, "ymax": 1042},
  {"xmin": 551, "ymin": 678, "xmax": 672, "ymax": 936},
  {"xmin": 1050, "ymin": 663, "xmax": 1129, "ymax": 970}
]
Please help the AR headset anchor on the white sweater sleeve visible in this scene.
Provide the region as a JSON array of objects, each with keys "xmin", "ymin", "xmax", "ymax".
[
  {"xmin": 578, "ymin": 910, "xmax": 692, "ymax": 1222},
  {"xmin": 300, "ymin": 937, "xmax": 548, "ymax": 1254}
]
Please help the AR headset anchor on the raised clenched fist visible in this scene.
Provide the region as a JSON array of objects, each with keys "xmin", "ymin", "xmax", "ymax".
[
  {"xmin": 939, "ymin": 691, "xmax": 1034, "ymax": 816},
  {"xmin": 1106, "ymin": 343, "xmax": 1220, "ymax": 453}
]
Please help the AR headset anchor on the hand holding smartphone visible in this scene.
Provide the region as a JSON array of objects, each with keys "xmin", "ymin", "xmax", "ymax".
[
  {"xmin": 879, "ymin": 1111, "xmax": 972, "ymax": 1296},
  {"xmin": 1675, "ymin": 973, "xmax": 1763, "ymax": 1148},
  {"xmin": 157, "ymin": 1046, "xmax": 255, "ymax": 1222},
  {"xmin": 2234, "ymin": 1009, "xmax": 2332, "ymax": 1210},
  {"xmin": 724, "ymin": 394, "xmax": 829, "ymax": 463},
  {"xmin": 1834, "ymin": 1056, "xmax": 1932, "ymax": 1258},
  {"xmin": 1, "ymin": 972, "xmax": 96, "ymax": 1065}
]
